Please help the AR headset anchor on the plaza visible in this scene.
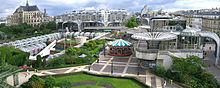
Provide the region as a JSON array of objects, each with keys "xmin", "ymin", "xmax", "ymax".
[{"xmin": 1, "ymin": 1, "xmax": 220, "ymax": 88}]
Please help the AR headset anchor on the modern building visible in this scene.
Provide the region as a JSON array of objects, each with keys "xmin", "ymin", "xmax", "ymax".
[
  {"xmin": 56, "ymin": 9, "xmax": 134, "ymax": 31},
  {"xmin": 131, "ymin": 27, "xmax": 220, "ymax": 69},
  {"xmin": 6, "ymin": 1, "xmax": 52, "ymax": 26},
  {"xmin": 151, "ymin": 16, "xmax": 186, "ymax": 32}
]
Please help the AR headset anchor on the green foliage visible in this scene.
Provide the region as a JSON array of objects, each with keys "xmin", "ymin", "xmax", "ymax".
[
  {"xmin": 49, "ymin": 56, "xmax": 66, "ymax": 67},
  {"xmin": 155, "ymin": 56, "xmax": 219, "ymax": 88},
  {"xmin": 48, "ymin": 39, "xmax": 107, "ymax": 68},
  {"xmin": 65, "ymin": 46, "xmax": 80, "ymax": 56},
  {"xmin": 124, "ymin": 16, "xmax": 138, "ymax": 28},
  {"xmin": 36, "ymin": 55, "xmax": 42, "ymax": 68},
  {"xmin": 0, "ymin": 22, "xmax": 56, "ymax": 41},
  {"xmin": 21, "ymin": 74, "xmax": 45, "ymax": 88},
  {"xmin": 153, "ymin": 65, "xmax": 166, "ymax": 77},
  {"xmin": 0, "ymin": 45, "xmax": 29, "ymax": 66},
  {"xmin": 45, "ymin": 76, "xmax": 56, "ymax": 88}
]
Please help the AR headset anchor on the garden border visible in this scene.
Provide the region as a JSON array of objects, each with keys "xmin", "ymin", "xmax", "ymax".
[{"xmin": 39, "ymin": 71, "xmax": 150, "ymax": 88}]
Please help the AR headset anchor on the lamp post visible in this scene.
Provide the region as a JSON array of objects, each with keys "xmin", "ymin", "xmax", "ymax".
[
  {"xmin": 88, "ymin": 58, "xmax": 91, "ymax": 71},
  {"xmin": 111, "ymin": 59, "xmax": 113, "ymax": 74},
  {"xmin": 103, "ymin": 42, "xmax": 106, "ymax": 56},
  {"xmin": 137, "ymin": 59, "xmax": 140, "ymax": 75}
]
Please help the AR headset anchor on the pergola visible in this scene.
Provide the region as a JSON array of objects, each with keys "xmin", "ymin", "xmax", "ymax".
[
  {"xmin": 132, "ymin": 32, "xmax": 178, "ymax": 50},
  {"xmin": 107, "ymin": 39, "xmax": 133, "ymax": 56},
  {"xmin": 0, "ymin": 65, "xmax": 23, "ymax": 87},
  {"xmin": 0, "ymin": 33, "xmax": 61, "ymax": 55}
]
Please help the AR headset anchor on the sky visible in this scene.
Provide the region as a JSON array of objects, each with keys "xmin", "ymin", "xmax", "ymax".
[{"xmin": 0, "ymin": 0, "xmax": 220, "ymax": 17}]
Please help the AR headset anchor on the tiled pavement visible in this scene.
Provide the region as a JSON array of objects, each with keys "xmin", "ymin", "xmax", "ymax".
[{"xmin": 6, "ymin": 52, "xmax": 182, "ymax": 88}]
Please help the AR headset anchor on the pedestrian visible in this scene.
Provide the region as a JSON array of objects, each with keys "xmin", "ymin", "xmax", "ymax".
[
  {"xmin": 163, "ymin": 80, "xmax": 166, "ymax": 88},
  {"xmin": 27, "ymin": 69, "xmax": 29, "ymax": 75}
]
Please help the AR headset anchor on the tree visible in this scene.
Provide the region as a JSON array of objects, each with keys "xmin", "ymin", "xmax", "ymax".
[
  {"xmin": 0, "ymin": 52, "xmax": 6, "ymax": 66},
  {"xmin": 65, "ymin": 46, "xmax": 80, "ymax": 56},
  {"xmin": 36, "ymin": 55, "xmax": 42, "ymax": 68},
  {"xmin": 21, "ymin": 75, "xmax": 45, "ymax": 88},
  {"xmin": 153, "ymin": 65, "xmax": 166, "ymax": 77},
  {"xmin": 125, "ymin": 16, "xmax": 138, "ymax": 28},
  {"xmin": 44, "ymin": 76, "xmax": 56, "ymax": 88},
  {"xmin": 46, "ymin": 22, "xmax": 56, "ymax": 30},
  {"xmin": 0, "ymin": 45, "xmax": 29, "ymax": 66}
]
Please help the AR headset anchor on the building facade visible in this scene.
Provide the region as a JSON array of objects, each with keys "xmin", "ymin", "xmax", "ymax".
[
  {"xmin": 151, "ymin": 16, "xmax": 186, "ymax": 31},
  {"xmin": 182, "ymin": 8, "xmax": 220, "ymax": 32},
  {"xmin": 7, "ymin": 1, "xmax": 51, "ymax": 26},
  {"xmin": 56, "ymin": 9, "xmax": 133, "ymax": 24}
]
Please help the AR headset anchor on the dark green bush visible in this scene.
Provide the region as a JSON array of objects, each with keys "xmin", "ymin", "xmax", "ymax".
[{"xmin": 44, "ymin": 76, "xmax": 56, "ymax": 88}]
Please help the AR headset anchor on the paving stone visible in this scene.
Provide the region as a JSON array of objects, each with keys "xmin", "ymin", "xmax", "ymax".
[
  {"xmin": 126, "ymin": 67, "xmax": 138, "ymax": 74},
  {"xmin": 130, "ymin": 58, "xmax": 138, "ymax": 63},
  {"xmin": 112, "ymin": 58, "xmax": 129, "ymax": 62},
  {"xmin": 113, "ymin": 63, "xmax": 127, "ymax": 65},
  {"xmin": 137, "ymin": 77, "xmax": 146, "ymax": 83},
  {"xmin": 113, "ymin": 66, "xmax": 125, "ymax": 73},
  {"xmin": 103, "ymin": 65, "xmax": 111, "ymax": 72},
  {"xmin": 126, "ymin": 67, "xmax": 146, "ymax": 75},
  {"xmin": 48, "ymin": 69, "xmax": 69, "ymax": 74},
  {"xmin": 91, "ymin": 64, "xmax": 104, "ymax": 71},
  {"xmin": 151, "ymin": 76, "xmax": 156, "ymax": 88}
]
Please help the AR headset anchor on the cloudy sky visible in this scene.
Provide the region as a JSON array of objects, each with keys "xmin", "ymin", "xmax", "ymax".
[{"xmin": 0, "ymin": 0, "xmax": 220, "ymax": 17}]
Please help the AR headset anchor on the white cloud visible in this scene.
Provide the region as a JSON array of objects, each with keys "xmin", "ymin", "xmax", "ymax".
[{"xmin": 0, "ymin": 0, "xmax": 220, "ymax": 17}]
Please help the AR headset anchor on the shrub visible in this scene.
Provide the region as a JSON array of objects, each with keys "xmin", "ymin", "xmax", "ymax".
[
  {"xmin": 49, "ymin": 57, "xmax": 65, "ymax": 67},
  {"xmin": 64, "ymin": 56, "xmax": 75, "ymax": 64},
  {"xmin": 45, "ymin": 76, "xmax": 56, "ymax": 88},
  {"xmin": 153, "ymin": 65, "xmax": 166, "ymax": 77},
  {"xmin": 21, "ymin": 75, "xmax": 45, "ymax": 88},
  {"xmin": 36, "ymin": 55, "xmax": 42, "ymax": 68}
]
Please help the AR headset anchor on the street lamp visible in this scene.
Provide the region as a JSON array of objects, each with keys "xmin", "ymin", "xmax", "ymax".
[
  {"xmin": 111, "ymin": 59, "xmax": 113, "ymax": 74},
  {"xmin": 137, "ymin": 59, "xmax": 140, "ymax": 75},
  {"xmin": 103, "ymin": 42, "xmax": 106, "ymax": 56},
  {"xmin": 88, "ymin": 58, "xmax": 91, "ymax": 71}
]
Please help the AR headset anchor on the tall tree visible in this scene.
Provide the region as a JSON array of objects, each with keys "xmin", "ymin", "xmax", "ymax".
[
  {"xmin": 36, "ymin": 55, "xmax": 42, "ymax": 68},
  {"xmin": 125, "ymin": 16, "xmax": 138, "ymax": 28}
]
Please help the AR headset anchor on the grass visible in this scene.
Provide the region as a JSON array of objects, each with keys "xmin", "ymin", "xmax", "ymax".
[
  {"xmin": 60, "ymin": 39, "xmax": 76, "ymax": 43},
  {"xmin": 54, "ymin": 73, "xmax": 146, "ymax": 88},
  {"xmin": 217, "ymin": 66, "xmax": 220, "ymax": 71}
]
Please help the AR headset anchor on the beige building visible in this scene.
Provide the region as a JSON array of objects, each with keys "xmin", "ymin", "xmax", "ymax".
[
  {"xmin": 202, "ymin": 18, "xmax": 220, "ymax": 32},
  {"xmin": 7, "ymin": 1, "xmax": 49, "ymax": 26}
]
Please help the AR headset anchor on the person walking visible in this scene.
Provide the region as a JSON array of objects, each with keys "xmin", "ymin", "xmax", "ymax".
[{"xmin": 163, "ymin": 80, "xmax": 166, "ymax": 88}]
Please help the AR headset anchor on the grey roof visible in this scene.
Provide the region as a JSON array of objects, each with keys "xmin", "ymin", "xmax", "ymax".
[{"xmin": 14, "ymin": 5, "xmax": 40, "ymax": 13}]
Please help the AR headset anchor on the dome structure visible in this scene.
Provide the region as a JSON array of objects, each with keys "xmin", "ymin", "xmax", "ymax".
[
  {"xmin": 108, "ymin": 39, "xmax": 132, "ymax": 47},
  {"xmin": 131, "ymin": 32, "xmax": 177, "ymax": 41},
  {"xmin": 107, "ymin": 39, "xmax": 133, "ymax": 56},
  {"xmin": 181, "ymin": 27, "xmax": 201, "ymax": 36}
]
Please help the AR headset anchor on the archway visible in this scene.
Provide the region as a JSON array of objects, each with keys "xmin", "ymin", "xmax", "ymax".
[
  {"xmin": 199, "ymin": 31, "xmax": 220, "ymax": 65},
  {"xmin": 62, "ymin": 20, "xmax": 81, "ymax": 32}
]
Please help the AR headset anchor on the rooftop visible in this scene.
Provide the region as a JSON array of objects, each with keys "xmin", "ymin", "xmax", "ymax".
[{"xmin": 132, "ymin": 32, "xmax": 178, "ymax": 41}]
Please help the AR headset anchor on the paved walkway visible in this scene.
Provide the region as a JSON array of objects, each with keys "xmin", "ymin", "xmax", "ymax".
[
  {"xmin": 203, "ymin": 51, "xmax": 220, "ymax": 84},
  {"xmin": 6, "ymin": 51, "xmax": 181, "ymax": 88}
]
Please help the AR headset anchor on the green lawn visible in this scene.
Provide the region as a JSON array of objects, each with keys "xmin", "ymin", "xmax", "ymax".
[
  {"xmin": 60, "ymin": 39, "xmax": 76, "ymax": 43},
  {"xmin": 55, "ymin": 73, "xmax": 147, "ymax": 88}
]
